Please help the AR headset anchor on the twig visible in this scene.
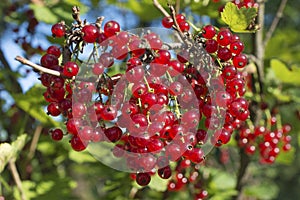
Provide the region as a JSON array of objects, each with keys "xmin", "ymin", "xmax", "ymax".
[
  {"xmin": 153, "ymin": 0, "xmax": 170, "ymax": 17},
  {"xmin": 95, "ymin": 16, "xmax": 105, "ymax": 32},
  {"xmin": 254, "ymin": 1, "xmax": 265, "ymax": 100},
  {"xmin": 168, "ymin": 4, "xmax": 185, "ymax": 39},
  {"xmin": 8, "ymin": 161, "xmax": 26, "ymax": 200},
  {"xmin": 129, "ymin": 187, "xmax": 138, "ymax": 199},
  {"xmin": 15, "ymin": 56, "xmax": 61, "ymax": 77},
  {"xmin": 72, "ymin": 6, "xmax": 82, "ymax": 25},
  {"xmin": 233, "ymin": 150, "xmax": 250, "ymax": 200},
  {"xmin": 27, "ymin": 125, "xmax": 43, "ymax": 160},
  {"xmin": 263, "ymin": 0, "xmax": 288, "ymax": 47},
  {"xmin": 175, "ymin": 0, "xmax": 181, "ymax": 13}
]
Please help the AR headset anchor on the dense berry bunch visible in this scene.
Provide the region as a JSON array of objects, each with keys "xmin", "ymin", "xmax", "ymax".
[
  {"xmin": 38, "ymin": 7, "xmax": 252, "ymax": 198},
  {"xmin": 231, "ymin": 0, "xmax": 259, "ymax": 8},
  {"xmin": 237, "ymin": 120, "xmax": 292, "ymax": 164}
]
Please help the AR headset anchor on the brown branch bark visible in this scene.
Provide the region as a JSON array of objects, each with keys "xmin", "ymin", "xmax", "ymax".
[{"xmin": 234, "ymin": 1, "xmax": 266, "ymax": 199}]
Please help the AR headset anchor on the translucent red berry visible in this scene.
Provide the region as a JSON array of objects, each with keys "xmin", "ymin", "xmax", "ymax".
[
  {"xmin": 82, "ymin": 24, "xmax": 99, "ymax": 43},
  {"xmin": 51, "ymin": 23, "xmax": 65, "ymax": 38},
  {"xmin": 104, "ymin": 20, "xmax": 120, "ymax": 37}
]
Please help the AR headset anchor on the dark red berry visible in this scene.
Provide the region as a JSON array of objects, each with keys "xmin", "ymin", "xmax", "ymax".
[
  {"xmin": 51, "ymin": 23, "xmax": 65, "ymax": 38},
  {"xmin": 50, "ymin": 128, "xmax": 64, "ymax": 141},
  {"xmin": 136, "ymin": 173, "xmax": 151, "ymax": 186}
]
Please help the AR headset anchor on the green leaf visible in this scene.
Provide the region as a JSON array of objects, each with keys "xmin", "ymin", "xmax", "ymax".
[
  {"xmin": 108, "ymin": 0, "xmax": 162, "ymax": 22},
  {"xmin": 0, "ymin": 143, "xmax": 14, "ymax": 173},
  {"xmin": 148, "ymin": 173, "xmax": 170, "ymax": 192},
  {"xmin": 209, "ymin": 171, "xmax": 236, "ymax": 190},
  {"xmin": 221, "ymin": 2, "xmax": 257, "ymax": 32},
  {"xmin": 276, "ymin": 147, "xmax": 295, "ymax": 165},
  {"xmin": 0, "ymin": 134, "xmax": 27, "ymax": 173},
  {"xmin": 12, "ymin": 85, "xmax": 59, "ymax": 126},
  {"xmin": 68, "ymin": 150, "xmax": 97, "ymax": 163},
  {"xmin": 270, "ymin": 59, "xmax": 300, "ymax": 85},
  {"xmin": 29, "ymin": 4, "xmax": 58, "ymax": 24},
  {"xmin": 11, "ymin": 134, "xmax": 27, "ymax": 162},
  {"xmin": 244, "ymin": 181, "xmax": 279, "ymax": 199}
]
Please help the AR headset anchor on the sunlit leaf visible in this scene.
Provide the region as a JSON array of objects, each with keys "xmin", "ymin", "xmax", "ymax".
[
  {"xmin": 221, "ymin": 2, "xmax": 257, "ymax": 32},
  {"xmin": 148, "ymin": 173, "xmax": 170, "ymax": 192},
  {"xmin": 29, "ymin": 4, "xmax": 58, "ymax": 24},
  {"xmin": 270, "ymin": 59, "xmax": 300, "ymax": 85},
  {"xmin": 0, "ymin": 143, "xmax": 14, "ymax": 173},
  {"xmin": 276, "ymin": 147, "xmax": 295, "ymax": 165}
]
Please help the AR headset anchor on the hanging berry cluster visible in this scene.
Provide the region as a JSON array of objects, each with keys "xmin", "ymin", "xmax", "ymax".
[
  {"xmin": 237, "ymin": 111, "xmax": 292, "ymax": 164},
  {"xmin": 35, "ymin": 4, "xmax": 253, "ymax": 198}
]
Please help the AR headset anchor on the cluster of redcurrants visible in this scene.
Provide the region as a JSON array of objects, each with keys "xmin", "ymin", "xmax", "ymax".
[
  {"xmin": 231, "ymin": 0, "xmax": 258, "ymax": 8},
  {"xmin": 213, "ymin": 0, "xmax": 258, "ymax": 9},
  {"xmin": 39, "ymin": 9, "xmax": 251, "ymax": 195},
  {"xmin": 237, "ymin": 122, "xmax": 292, "ymax": 164},
  {"xmin": 161, "ymin": 14, "xmax": 190, "ymax": 32}
]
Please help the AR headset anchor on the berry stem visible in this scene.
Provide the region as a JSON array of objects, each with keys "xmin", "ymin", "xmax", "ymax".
[
  {"xmin": 276, "ymin": 113, "xmax": 283, "ymax": 130},
  {"xmin": 264, "ymin": 109, "xmax": 272, "ymax": 130},
  {"xmin": 143, "ymin": 76, "xmax": 154, "ymax": 93}
]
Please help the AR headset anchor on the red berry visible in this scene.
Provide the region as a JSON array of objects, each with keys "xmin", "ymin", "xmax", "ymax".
[
  {"xmin": 100, "ymin": 105, "xmax": 117, "ymax": 121},
  {"xmin": 168, "ymin": 60, "xmax": 185, "ymax": 76},
  {"xmin": 176, "ymin": 14, "xmax": 186, "ymax": 23},
  {"xmin": 40, "ymin": 54, "xmax": 59, "ymax": 68},
  {"xmin": 162, "ymin": 16, "xmax": 174, "ymax": 28},
  {"xmin": 99, "ymin": 52, "xmax": 114, "ymax": 68},
  {"xmin": 70, "ymin": 135, "xmax": 87, "ymax": 151},
  {"xmin": 104, "ymin": 20, "xmax": 120, "ymax": 37},
  {"xmin": 47, "ymin": 102, "xmax": 61, "ymax": 116},
  {"xmin": 179, "ymin": 21, "xmax": 190, "ymax": 32},
  {"xmin": 104, "ymin": 126, "xmax": 122, "ymax": 142},
  {"xmin": 50, "ymin": 128, "xmax": 64, "ymax": 141},
  {"xmin": 51, "ymin": 23, "xmax": 65, "ymax": 38},
  {"xmin": 82, "ymin": 24, "xmax": 99, "ymax": 43},
  {"xmin": 217, "ymin": 47, "xmax": 232, "ymax": 61},
  {"xmin": 63, "ymin": 61, "xmax": 79, "ymax": 77},
  {"xmin": 158, "ymin": 165, "xmax": 172, "ymax": 179},
  {"xmin": 202, "ymin": 25, "xmax": 216, "ymax": 39},
  {"xmin": 47, "ymin": 46, "xmax": 61, "ymax": 57},
  {"xmin": 136, "ymin": 172, "xmax": 151, "ymax": 186},
  {"xmin": 217, "ymin": 30, "xmax": 232, "ymax": 46},
  {"xmin": 205, "ymin": 39, "xmax": 218, "ymax": 53},
  {"xmin": 233, "ymin": 54, "xmax": 247, "ymax": 68},
  {"xmin": 92, "ymin": 62, "xmax": 105, "ymax": 75},
  {"xmin": 230, "ymin": 41, "xmax": 244, "ymax": 55}
]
